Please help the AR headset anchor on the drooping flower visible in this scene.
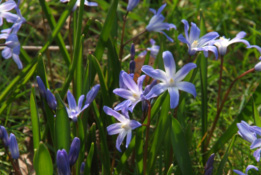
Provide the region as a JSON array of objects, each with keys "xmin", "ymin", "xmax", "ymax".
[
  {"xmin": 66, "ymin": 90, "xmax": 88, "ymax": 122},
  {"xmin": 113, "ymin": 71, "xmax": 146, "ymax": 112},
  {"xmin": 103, "ymin": 106, "xmax": 141, "ymax": 152},
  {"xmin": 233, "ymin": 165, "xmax": 258, "ymax": 175},
  {"xmin": 56, "ymin": 149, "xmax": 70, "ymax": 175},
  {"xmin": 9, "ymin": 133, "xmax": 19, "ymax": 159},
  {"xmin": 142, "ymin": 51, "xmax": 197, "ymax": 109},
  {"xmin": 146, "ymin": 4, "xmax": 176, "ymax": 42},
  {"xmin": 2, "ymin": 33, "xmax": 22, "ymax": 69},
  {"xmin": 178, "ymin": 19, "xmax": 219, "ymax": 59},
  {"xmin": 68, "ymin": 137, "xmax": 81, "ymax": 166},
  {"xmin": 60, "ymin": 0, "xmax": 98, "ymax": 11},
  {"xmin": 139, "ymin": 39, "xmax": 160, "ymax": 58},
  {"xmin": 213, "ymin": 31, "xmax": 250, "ymax": 56},
  {"xmin": 11, "ymin": 0, "xmax": 26, "ymax": 34},
  {"xmin": 127, "ymin": 0, "xmax": 139, "ymax": 11},
  {"xmin": 237, "ymin": 120, "xmax": 257, "ymax": 143},
  {"xmin": 0, "ymin": 0, "xmax": 18, "ymax": 26}
]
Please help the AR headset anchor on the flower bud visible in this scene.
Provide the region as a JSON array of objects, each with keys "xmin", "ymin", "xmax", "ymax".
[
  {"xmin": 36, "ymin": 76, "xmax": 47, "ymax": 98},
  {"xmin": 254, "ymin": 61, "xmax": 261, "ymax": 71},
  {"xmin": 80, "ymin": 162, "xmax": 85, "ymax": 175},
  {"xmin": 130, "ymin": 43, "xmax": 135, "ymax": 60},
  {"xmin": 0, "ymin": 126, "xmax": 9, "ymax": 147},
  {"xmin": 57, "ymin": 149, "xmax": 70, "ymax": 175},
  {"xmin": 85, "ymin": 84, "xmax": 100, "ymax": 105},
  {"xmin": 9, "ymin": 133, "xmax": 19, "ymax": 159},
  {"xmin": 127, "ymin": 0, "xmax": 139, "ymax": 11},
  {"xmin": 46, "ymin": 89, "xmax": 57, "ymax": 110},
  {"xmin": 68, "ymin": 137, "xmax": 81, "ymax": 166},
  {"xmin": 129, "ymin": 60, "xmax": 136, "ymax": 74}
]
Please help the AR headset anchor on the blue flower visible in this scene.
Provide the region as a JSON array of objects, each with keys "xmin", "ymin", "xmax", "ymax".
[
  {"xmin": 103, "ymin": 106, "xmax": 141, "ymax": 152},
  {"xmin": 0, "ymin": 126, "xmax": 9, "ymax": 147},
  {"xmin": 204, "ymin": 154, "xmax": 215, "ymax": 175},
  {"xmin": 0, "ymin": 0, "xmax": 18, "ymax": 26},
  {"xmin": 233, "ymin": 165, "xmax": 258, "ymax": 175},
  {"xmin": 127, "ymin": 0, "xmax": 139, "ymax": 11},
  {"xmin": 139, "ymin": 39, "xmax": 160, "ymax": 59},
  {"xmin": 142, "ymin": 51, "xmax": 197, "ymax": 109},
  {"xmin": 237, "ymin": 120, "xmax": 257, "ymax": 143},
  {"xmin": 9, "ymin": 133, "xmax": 19, "ymax": 159},
  {"xmin": 66, "ymin": 90, "xmax": 89, "ymax": 122},
  {"xmin": 11, "ymin": 0, "xmax": 26, "ymax": 34},
  {"xmin": 60, "ymin": 0, "xmax": 98, "ymax": 11},
  {"xmin": 1, "ymin": 33, "xmax": 22, "ymax": 69},
  {"xmin": 68, "ymin": 137, "xmax": 81, "ymax": 166},
  {"xmin": 178, "ymin": 19, "xmax": 219, "ymax": 59},
  {"xmin": 56, "ymin": 149, "xmax": 70, "ymax": 175},
  {"xmin": 213, "ymin": 31, "xmax": 250, "ymax": 56},
  {"xmin": 85, "ymin": 84, "xmax": 100, "ymax": 105},
  {"xmin": 36, "ymin": 76, "xmax": 47, "ymax": 98},
  {"xmin": 146, "ymin": 4, "xmax": 176, "ymax": 42},
  {"xmin": 113, "ymin": 71, "xmax": 146, "ymax": 112},
  {"xmin": 46, "ymin": 89, "xmax": 57, "ymax": 111}
]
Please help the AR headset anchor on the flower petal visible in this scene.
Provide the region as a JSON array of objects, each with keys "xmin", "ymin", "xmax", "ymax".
[
  {"xmin": 122, "ymin": 71, "xmax": 139, "ymax": 93},
  {"xmin": 250, "ymin": 138, "xmax": 261, "ymax": 149},
  {"xmin": 201, "ymin": 46, "xmax": 218, "ymax": 59},
  {"xmin": 113, "ymin": 88, "xmax": 133, "ymax": 99},
  {"xmin": 126, "ymin": 130, "xmax": 132, "ymax": 148},
  {"xmin": 114, "ymin": 100, "xmax": 132, "ymax": 112},
  {"xmin": 246, "ymin": 165, "xmax": 258, "ymax": 173},
  {"xmin": 188, "ymin": 22, "xmax": 200, "ymax": 43},
  {"xmin": 141, "ymin": 65, "xmax": 167, "ymax": 82},
  {"xmin": 85, "ymin": 84, "xmax": 100, "ymax": 104},
  {"xmin": 2, "ymin": 47, "xmax": 12, "ymax": 59},
  {"xmin": 103, "ymin": 106, "xmax": 127, "ymax": 123},
  {"xmin": 12, "ymin": 54, "xmax": 23, "ymax": 69},
  {"xmin": 198, "ymin": 32, "xmax": 219, "ymax": 47},
  {"xmin": 137, "ymin": 75, "xmax": 146, "ymax": 93},
  {"xmin": 116, "ymin": 131, "xmax": 127, "ymax": 152},
  {"xmin": 107, "ymin": 123, "xmax": 123, "ymax": 135},
  {"xmin": 163, "ymin": 51, "xmax": 176, "ymax": 77},
  {"xmin": 161, "ymin": 31, "xmax": 174, "ymax": 42},
  {"xmin": 178, "ymin": 34, "xmax": 190, "ymax": 46},
  {"xmin": 174, "ymin": 63, "xmax": 197, "ymax": 82},
  {"xmin": 129, "ymin": 120, "xmax": 142, "ymax": 130},
  {"xmin": 145, "ymin": 83, "xmax": 168, "ymax": 99},
  {"xmin": 181, "ymin": 19, "xmax": 189, "ymax": 40},
  {"xmin": 232, "ymin": 169, "xmax": 245, "ymax": 175},
  {"xmin": 253, "ymin": 149, "xmax": 261, "ymax": 162},
  {"xmin": 168, "ymin": 87, "xmax": 179, "ymax": 109},
  {"xmin": 67, "ymin": 90, "xmax": 77, "ymax": 109},
  {"xmin": 77, "ymin": 95, "xmax": 85, "ymax": 109},
  {"xmin": 176, "ymin": 81, "xmax": 196, "ymax": 98}
]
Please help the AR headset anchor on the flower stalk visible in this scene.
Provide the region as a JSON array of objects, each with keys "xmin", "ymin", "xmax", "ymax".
[
  {"xmin": 143, "ymin": 100, "xmax": 151, "ymax": 175},
  {"xmin": 119, "ymin": 11, "xmax": 129, "ymax": 62},
  {"xmin": 217, "ymin": 55, "xmax": 224, "ymax": 110},
  {"xmin": 206, "ymin": 68, "xmax": 255, "ymax": 148}
]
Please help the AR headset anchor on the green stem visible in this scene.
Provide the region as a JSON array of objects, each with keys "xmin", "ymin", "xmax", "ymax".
[{"xmin": 217, "ymin": 55, "xmax": 224, "ymax": 111}]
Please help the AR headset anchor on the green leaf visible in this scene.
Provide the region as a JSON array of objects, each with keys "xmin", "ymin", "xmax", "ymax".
[
  {"xmin": 147, "ymin": 94, "xmax": 171, "ymax": 173},
  {"xmin": 38, "ymin": 0, "xmax": 71, "ymax": 66},
  {"xmin": 94, "ymin": 0, "xmax": 118, "ymax": 61},
  {"xmin": 55, "ymin": 93, "xmax": 70, "ymax": 152},
  {"xmin": 209, "ymin": 83, "xmax": 261, "ymax": 157},
  {"xmin": 84, "ymin": 142, "xmax": 95, "ymax": 174},
  {"xmin": 216, "ymin": 135, "xmax": 236, "ymax": 175},
  {"xmin": 34, "ymin": 142, "xmax": 53, "ymax": 175},
  {"xmin": 171, "ymin": 118, "xmax": 193, "ymax": 175},
  {"xmin": 252, "ymin": 97, "xmax": 261, "ymax": 127},
  {"xmin": 30, "ymin": 87, "xmax": 40, "ymax": 150}
]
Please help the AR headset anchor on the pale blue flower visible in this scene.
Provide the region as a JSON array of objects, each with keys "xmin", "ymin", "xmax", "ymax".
[
  {"xmin": 9, "ymin": 133, "xmax": 19, "ymax": 159},
  {"xmin": 0, "ymin": 0, "xmax": 18, "ymax": 26},
  {"xmin": 237, "ymin": 120, "xmax": 257, "ymax": 143},
  {"xmin": 178, "ymin": 19, "xmax": 219, "ymax": 59},
  {"xmin": 2, "ymin": 33, "xmax": 22, "ymax": 69},
  {"xmin": 60, "ymin": 0, "xmax": 97, "ymax": 11},
  {"xmin": 127, "ymin": 0, "xmax": 139, "ymax": 11},
  {"xmin": 139, "ymin": 39, "xmax": 160, "ymax": 58},
  {"xmin": 213, "ymin": 31, "xmax": 250, "ymax": 56},
  {"xmin": 66, "ymin": 90, "xmax": 89, "ymax": 122},
  {"xmin": 142, "ymin": 51, "xmax": 197, "ymax": 109},
  {"xmin": 233, "ymin": 165, "xmax": 258, "ymax": 175},
  {"xmin": 103, "ymin": 106, "xmax": 141, "ymax": 152},
  {"xmin": 113, "ymin": 71, "xmax": 146, "ymax": 112},
  {"xmin": 146, "ymin": 4, "xmax": 176, "ymax": 42},
  {"xmin": 11, "ymin": 0, "xmax": 26, "ymax": 34}
]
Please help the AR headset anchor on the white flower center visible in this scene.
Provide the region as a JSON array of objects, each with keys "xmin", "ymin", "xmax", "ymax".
[
  {"xmin": 168, "ymin": 78, "xmax": 175, "ymax": 87},
  {"xmin": 121, "ymin": 123, "xmax": 131, "ymax": 130},
  {"xmin": 191, "ymin": 40, "xmax": 198, "ymax": 48}
]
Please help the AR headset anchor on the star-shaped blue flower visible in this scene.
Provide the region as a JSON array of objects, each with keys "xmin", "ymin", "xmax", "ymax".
[
  {"xmin": 142, "ymin": 51, "xmax": 197, "ymax": 109},
  {"xmin": 146, "ymin": 4, "xmax": 176, "ymax": 42},
  {"xmin": 178, "ymin": 19, "xmax": 219, "ymax": 59},
  {"xmin": 103, "ymin": 106, "xmax": 141, "ymax": 152}
]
